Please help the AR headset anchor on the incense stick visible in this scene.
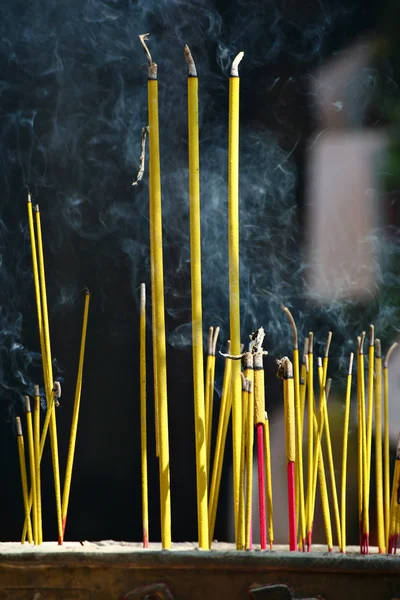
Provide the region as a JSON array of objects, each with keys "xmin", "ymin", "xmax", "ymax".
[
  {"xmin": 244, "ymin": 352, "xmax": 254, "ymax": 549},
  {"xmin": 375, "ymin": 339, "xmax": 385, "ymax": 553},
  {"xmin": 384, "ymin": 342, "xmax": 398, "ymax": 549},
  {"xmin": 33, "ymin": 387, "xmax": 42, "ymax": 544},
  {"xmin": 228, "ymin": 51, "xmax": 244, "ymax": 543},
  {"xmin": 306, "ymin": 332, "xmax": 314, "ymax": 549},
  {"xmin": 264, "ymin": 411, "xmax": 274, "ymax": 549},
  {"xmin": 139, "ymin": 33, "xmax": 171, "ymax": 549},
  {"xmin": 340, "ymin": 353, "xmax": 354, "ymax": 553},
  {"xmin": 253, "ymin": 334, "xmax": 267, "ymax": 550},
  {"xmin": 61, "ymin": 289, "xmax": 90, "ymax": 538},
  {"xmin": 207, "ymin": 327, "xmax": 220, "ymax": 481},
  {"xmin": 16, "ymin": 417, "xmax": 33, "ymax": 544},
  {"xmin": 139, "ymin": 284, "xmax": 149, "ymax": 548},
  {"xmin": 209, "ymin": 342, "xmax": 232, "ymax": 545},
  {"xmin": 364, "ymin": 325, "xmax": 374, "ymax": 554},
  {"xmin": 185, "ymin": 44, "xmax": 209, "ymax": 550},
  {"xmin": 24, "ymin": 396, "xmax": 37, "ymax": 545},
  {"xmin": 35, "ymin": 205, "xmax": 63, "ymax": 545}
]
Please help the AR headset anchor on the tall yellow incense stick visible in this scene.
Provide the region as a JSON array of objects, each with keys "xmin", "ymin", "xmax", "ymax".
[
  {"xmin": 306, "ymin": 332, "xmax": 314, "ymax": 547},
  {"xmin": 35, "ymin": 205, "xmax": 63, "ymax": 545},
  {"xmin": 340, "ymin": 353, "xmax": 354, "ymax": 553},
  {"xmin": 139, "ymin": 34, "xmax": 171, "ymax": 548},
  {"xmin": 16, "ymin": 417, "xmax": 33, "ymax": 544},
  {"xmin": 375, "ymin": 339, "xmax": 385, "ymax": 553},
  {"xmin": 358, "ymin": 333, "xmax": 369, "ymax": 552},
  {"xmin": 364, "ymin": 325, "xmax": 374, "ymax": 551},
  {"xmin": 61, "ymin": 289, "xmax": 91, "ymax": 537},
  {"xmin": 33, "ymin": 387, "xmax": 42, "ymax": 544},
  {"xmin": 185, "ymin": 44, "xmax": 209, "ymax": 549},
  {"xmin": 238, "ymin": 373, "xmax": 248, "ymax": 550},
  {"xmin": 282, "ymin": 306, "xmax": 304, "ymax": 552},
  {"xmin": 384, "ymin": 342, "xmax": 398, "ymax": 547},
  {"xmin": 209, "ymin": 342, "xmax": 232, "ymax": 544},
  {"xmin": 24, "ymin": 397, "xmax": 37, "ymax": 545},
  {"xmin": 228, "ymin": 51, "xmax": 244, "ymax": 539},
  {"xmin": 139, "ymin": 283, "xmax": 149, "ymax": 548}
]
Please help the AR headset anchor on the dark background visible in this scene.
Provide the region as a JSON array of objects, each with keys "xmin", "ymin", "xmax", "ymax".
[{"xmin": 0, "ymin": 0, "xmax": 395, "ymax": 545}]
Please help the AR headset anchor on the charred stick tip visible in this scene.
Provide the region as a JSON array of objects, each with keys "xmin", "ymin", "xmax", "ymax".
[
  {"xmin": 231, "ymin": 51, "xmax": 244, "ymax": 77},
  {"xmin": 16, "ymin": 417, "xmax": 22, "ymax": 436},
  {"xmin": 24, "ymin": 395, "xmax": 31, "ymax": 412},
  {"xmin": 348, "ymin": 352, "xmax": 354, "ymax": 375},
  {"xmin": 184, "ymin": 45, "xmax": 197, "ymax": 77},
  {"xmin": 375, "ymin": 339, "xmax": 381, "ymax": 358},
  {"xmin": 369, "ymin": 324, "xmax": 375, "ymax": 347},
  {"xmin": 140, "ymin": 283, "xmax": 146, "ymax": 311},
  {"xmin": 384, "ymin": 342, "xmax": 398, "ymax": 368},
  {"xmin": 282, "ymin": 305, "xmax": 298, "ymax": 349},
  {"xmin": 276, "ymin": 356, "xmax": 293, "ymax": 379},
  {"xmin": 324, "ymin": 331, "xmax": 333, "ymax": 357},
  {"xmin": 139, "ymin": 33, "xmax": 157, "ymax": 79},
  {"xmin": 325, "ymin": 378, "xmax": 332, "ymax": 401}
]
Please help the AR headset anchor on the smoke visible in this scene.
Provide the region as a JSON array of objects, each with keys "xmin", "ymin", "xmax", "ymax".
[{"xmin": 0, "ymin": 0, "xmax": 395, "ymax": 417}]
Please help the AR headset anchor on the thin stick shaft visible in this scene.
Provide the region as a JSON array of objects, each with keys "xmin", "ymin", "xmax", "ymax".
[
  {"xmin": 34, "ymin": 392, "xmax": 42, "ymax": 544},
  {"xmin": 148, "ymin": 74, "xmax": 171, "ymax": 549},
  {"xmin": 17, "ymin": 418, "xmax": 33, "ymax": 544},
  {"xmin": 61, "ymin": 290, "xmax": 91, "ymax": 537},
  {"xmin": 340, "ymin": 354, "xmax": 353, "ymax": 552},
  {"xmin": 139, "ymin": 284, "xmax": 149, "ymax": 547},
  {"xmin": 25, "ymin": 399, "xmax": 37, "ymax": 544},
  {"xmin": 375, "ymin": 342, "xmax": 385, "ymax": 553}
]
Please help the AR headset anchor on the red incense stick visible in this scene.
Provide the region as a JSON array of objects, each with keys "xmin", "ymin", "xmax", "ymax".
[{"xmin": 256, "ymin": 423, "xmax": 267, "ymax": 549}]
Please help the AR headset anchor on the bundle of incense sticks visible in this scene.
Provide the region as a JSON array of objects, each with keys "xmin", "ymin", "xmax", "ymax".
[
  {"xmin": 138, "ymin": 34, "xmax": 400, "ymax": 554},
  {"xmin": 15, "ymin": 195, "xmax": 91, "ymax": 545}
]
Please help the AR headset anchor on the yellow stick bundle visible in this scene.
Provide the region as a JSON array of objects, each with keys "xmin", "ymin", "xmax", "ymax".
[
  {"xmin": 228, "ymin": 51, "xmax": 244, "ymax": 540},
  {"xmin": 209, "ymin": 342, "xmax": 232, "ymax": 544},
  {"xmin": 375, "ymin": 339, "xmax": 385, "ymax": 553},
  {"xmin": 340, "ymin": 353, "xmax": 354, "ymax": 553},
  {"xmin": 33, "ymin": 388, "xmax": 42, "ymax": 544},
  {"xmin": 61, "ymin": 289, "xmax": 91, "ymax": 538},
  {"xmin": 24, "ymin": 396, "xmax": 37, "ymax": 545},
  {"xmin": 35, "ymin": 205, "xmax": 63, "ymax": 545},
  {"xmin": 139, "ymin": 283, "xmax": 149, "ymax": 547},
  {"xmin": 139, "ymin": 33, "xmax": 171, "ymax": 548},
  {"xmin": 16, "ymin": 417, "xmax": 33, "ymax": 544}
]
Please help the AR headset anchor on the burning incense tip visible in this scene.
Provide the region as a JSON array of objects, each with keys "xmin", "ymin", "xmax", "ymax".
[
  {"xmin": 230, "ymin": 51, "xmax": 244, "ymax": 77},
  {"xmin": 308, "ymin": 332, "xmax": 314, "ymax": 353},
  {"xmin": 276, "ymin": 356, "xmax": 293, "ymax": 379},
  {"xmin": 317, "ymin": 356, "xmax": 323, "ymax": 368},
  {"xmin": 384, "ymin": 342, "xmax": 398, "ymax": 368},
  {"xmin": 140, "ymin": 283, "xmax": 146, "ymax": 311},
  {"xmin": 375, "ymin": 338, "xmax": 382, "ymax": 358},
  {"xmin": 369, "ymin": 324, "xmax": 375, "ymax": 347},
  {"xmin": 184, "ymin": 45, "xmax": 197, "ymax": 77},
  {"xmin": 16, "ymin": 417, "xmax": 23, "ymax": 437},
  {"xmin": 324, "ymin": 332, "xmax": 332, "ymax": 357},
  {"xmin": 348, "ymin": 352, "xmax": 354, "ymax": 375},
  {"xmin": 325, "ymin": 378, "xmax": 332, "ymax": 401},
  {"xmin": 281, "ymin": 305, "xmax": 298, "ymax": 349},
  {"xmin": 34, "ymin": 384, "xmax": 39, "ymax": 397},
  {"xmin": 139, "ymin": 33, "xmax": 157, "ymax": 79},
  {"xmin": 24, "ymin": 395, "xmax": 31, "ymax": 413}
]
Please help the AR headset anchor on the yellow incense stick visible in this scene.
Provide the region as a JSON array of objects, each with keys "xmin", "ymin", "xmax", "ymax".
[
  {"xmin": 384, "ymin": 342, "xmax": 398, "ymax": 547},
  {"xmin": 306, "ymin": 332, "xmax": 314, "ymax": 544},
  {"xmin": 209, "ymin": 343, "xmax": 232, "ymax": 544},
  {"xmin": 282, "ymin": 306, "xmax": 305, "ymax": 551},
  {"xmin": 204, "ymin": 326, "xmax": 214, "ymax": 477},
  {"xmin": 207, "ymin": 327, "xmax": 220, "ymax": 480},
  {"xmin": 228, "ymin": 51, "xmax": 244, "ymax": 540},
  {"xmin": 322, "ymin": 332, "xmax": 332, "ymax": 389},
  {"xmin": 318, "ymin": 360, "xmax": 341, "ymax": 549},
  {"xmin": 310, "ymin": 361, "xmax": 328, "ymax": 537},
  {"xmin": 298, "ymin": 339, "xmax": 308, "ymax": 548},
  {"xmin": 16, "ymin": 417, "xmax": 33, "ymax": 544},
  {"xmin": 24, "ymin": 397, "xmax": 37, "ymax": 545},
  {"xmin": 185, "ymin": 45, "xmax": 209, "ymax": 549},
  {"xmin": 238, "ymin": 374, "xmax": 248, "ymax": 550},
  {"xmin": 364, "ymin": 325, "xmax": 374, "ymax": 550},
  {"xmin": 35, "ymin": 205, "xmax": 63, "ymax": 545},
  {"xmin": 33, "ymin": 388, "xmax": 42, "ymax": 544},
  {"xmin": 340, "ymin": 353, "xmax": 354, "ymax": 553},
  {"xmin": 244, "ymin": 352, "xmax": 254, "ymax": 549},
  {"xmin": 139, "ymin": 284, "xmax": 149, "ymax": 547},
  {"xmin": 358, "ymin": 333, "xmax": 370, "ymax": 550},
  {"xmin": 264, "ymin": 411, "xmax": 274, "ymax": 548},
  {"xmin": 375, "ymin": 339, "xmax": 385, "ymax": 553},
  {"xmin": 61, "ymin": 289, "xmax": 91, "ymax": 538},
  {"xmin": 139, "ymin": 34, "xmax": 171, "ymax": 548},
  {"xmin": 356, "ymin": 337, "xmax": 363, "ymax": 549}
]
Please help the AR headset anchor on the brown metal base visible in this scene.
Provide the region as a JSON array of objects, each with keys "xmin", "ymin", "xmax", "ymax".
[{"xmin": 0, "ymin": 542, "xmax": 399, "ymax": 599}]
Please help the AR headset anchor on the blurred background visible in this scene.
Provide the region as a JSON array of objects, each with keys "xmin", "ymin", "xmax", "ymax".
[{"xmin": 0, "ymin": 0, "xmax": 399, "ymax": 546}]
